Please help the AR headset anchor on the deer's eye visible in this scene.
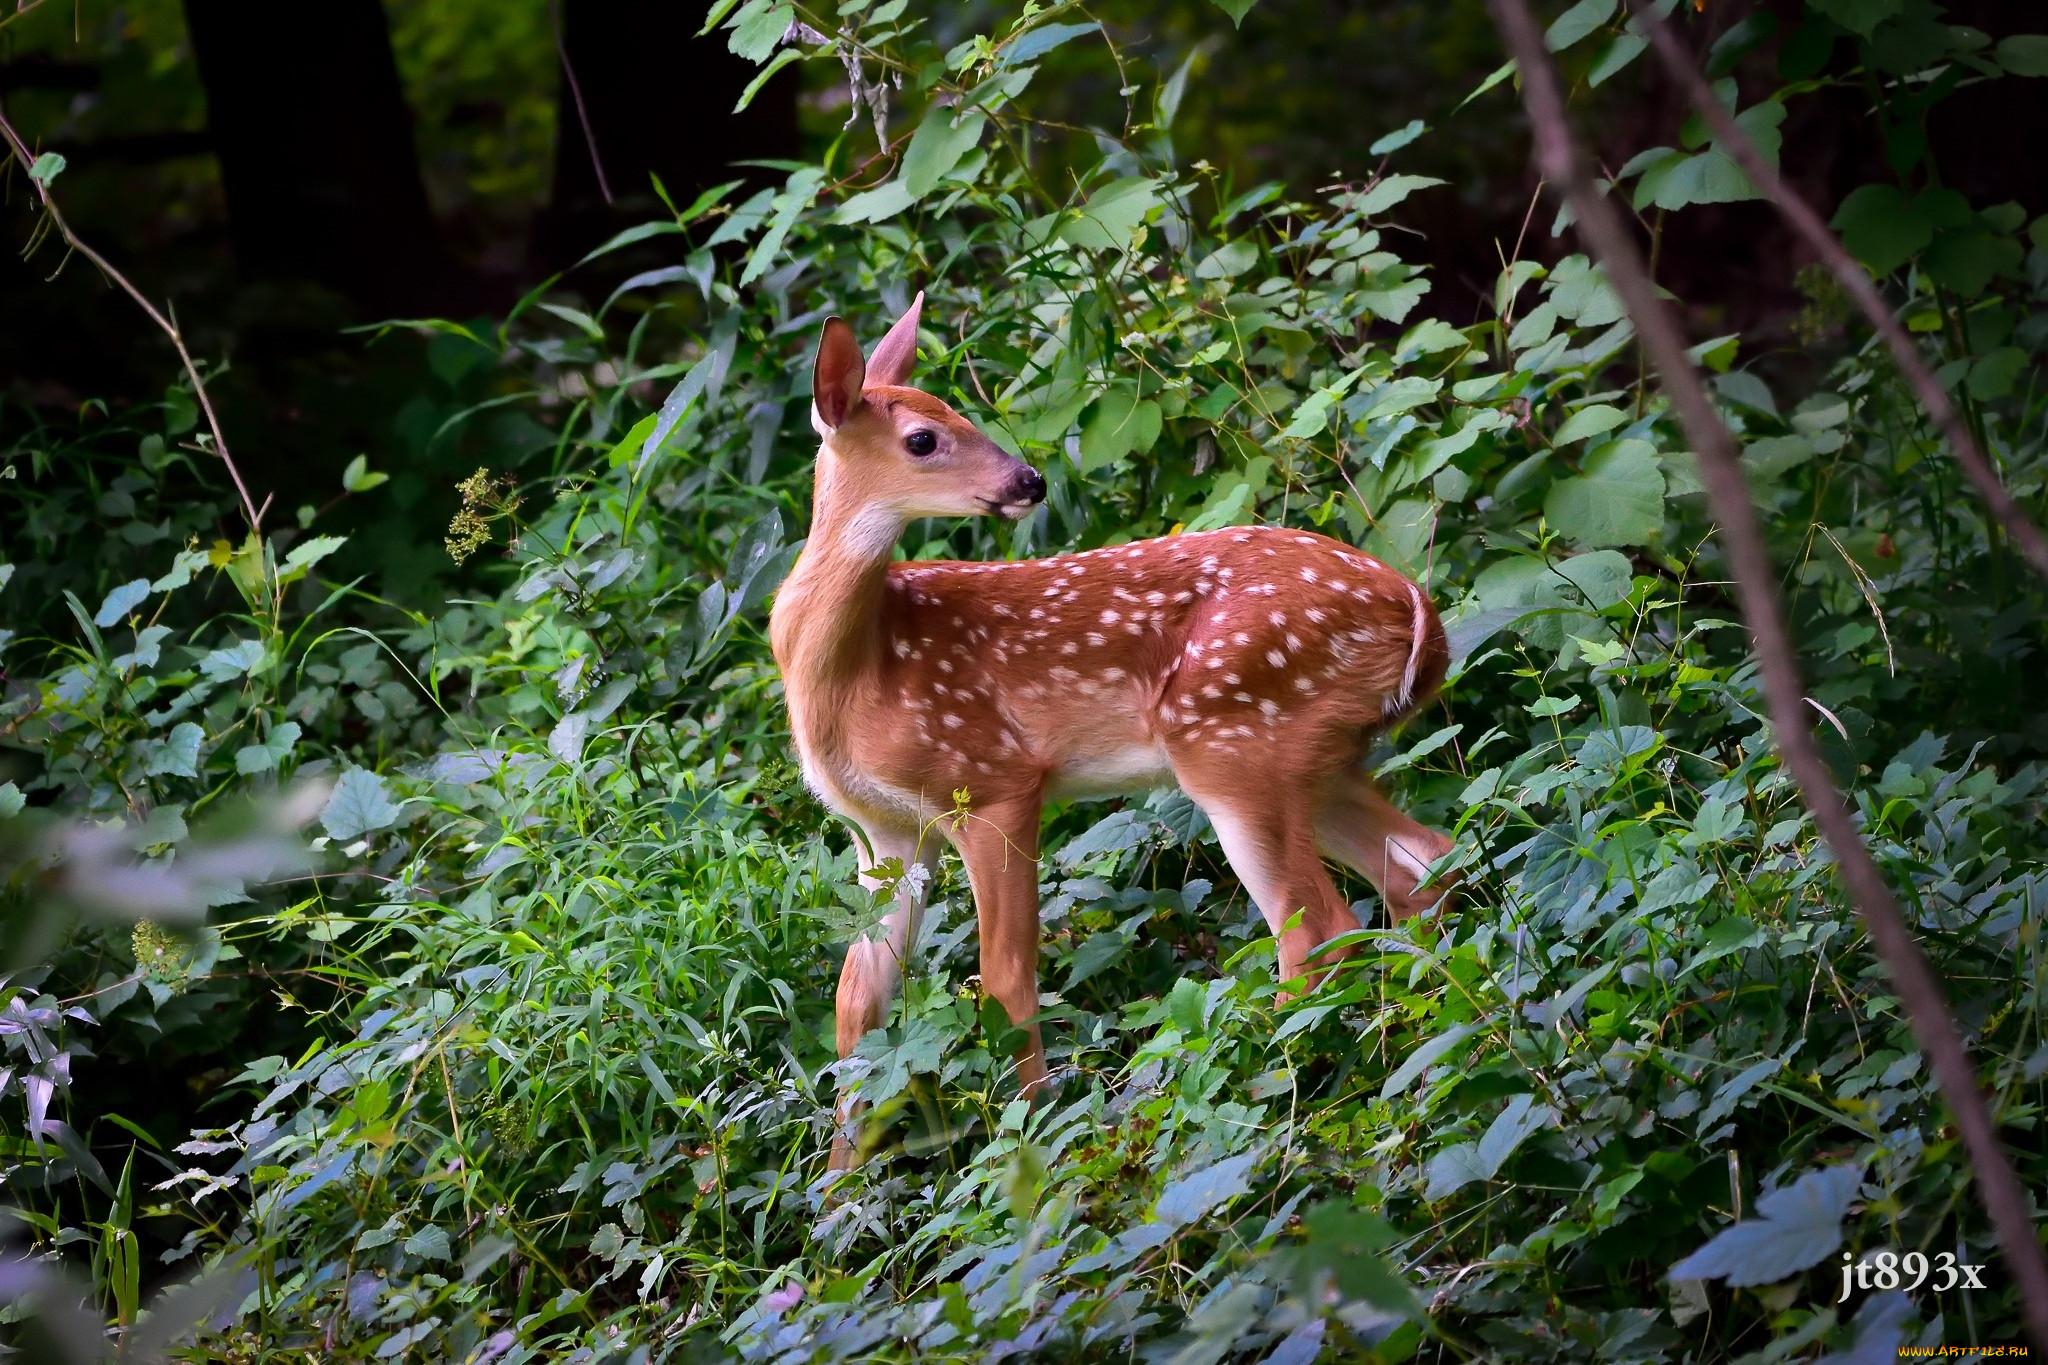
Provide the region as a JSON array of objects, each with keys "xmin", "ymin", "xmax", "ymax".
[{"xmin": 904, "ymin": 429, "xmax": 938, "ymax": 457}]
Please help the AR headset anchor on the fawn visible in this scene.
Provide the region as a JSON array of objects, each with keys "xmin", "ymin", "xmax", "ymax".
[{"xmin": 768, "ymin": 295, "xmax": 1456, "ymax": 1169}]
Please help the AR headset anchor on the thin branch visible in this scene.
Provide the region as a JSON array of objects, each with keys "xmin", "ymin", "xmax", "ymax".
[
  {"xmin": 549, "ymin": 0, "xmax": 614, "ymax": 206},
  {"xmin": 1624, "ymin": 0, "xmax": 2048, "ymax": 581},
  {"xmin": 0, "ymin": 99, "xmax": 262, "ymax": 536},
  {"xmin": 1485, "ymin": 0, "xmax": 2048, "ymax": 1348}
]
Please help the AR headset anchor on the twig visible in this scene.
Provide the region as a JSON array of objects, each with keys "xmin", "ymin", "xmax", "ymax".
[
  {"xmin": 549, "ymin": 0, "xmax": 613, "ymax": 205},
  {"xmin": 1485, "ymin": 0, "xmax": 2048, "ymax": 1348},
  {"xmin": 1623, "ymin": 0, "xmax": 2048, "ymax": 581},
  {"xmin": 0, "ymin": 99, "xmax": 262, "ymax": 536}
]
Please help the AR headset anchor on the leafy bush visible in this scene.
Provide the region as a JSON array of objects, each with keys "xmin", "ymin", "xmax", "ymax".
[{"xmin": 2, "ymin": 1, "xmax": 2044, "ymax": 1360}]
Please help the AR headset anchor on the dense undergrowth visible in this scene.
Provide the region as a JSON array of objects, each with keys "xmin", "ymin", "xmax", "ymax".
[{"xmin": 4, "ymin": 1, "xmax": 2047, "ymax": 1360}]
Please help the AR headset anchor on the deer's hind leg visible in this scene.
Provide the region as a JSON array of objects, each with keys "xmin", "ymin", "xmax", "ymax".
[
  {"xmin": 1312, "ymin": 766, "xmax": 1455, "ymax": 926},
  {"xmin": 1169, "ymin": 745, "xmax": 1360, "ymax": 991}
]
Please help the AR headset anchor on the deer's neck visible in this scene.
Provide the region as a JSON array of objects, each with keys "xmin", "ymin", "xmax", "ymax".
[{"xmin": 770, "ymin": 469, "xmax": 902, "ymax": 711}]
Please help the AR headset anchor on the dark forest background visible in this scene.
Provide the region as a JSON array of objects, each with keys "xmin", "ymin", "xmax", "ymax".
[{"xmin": 9, "ymin": 0, "xmax": 2044, "ymax": 588}]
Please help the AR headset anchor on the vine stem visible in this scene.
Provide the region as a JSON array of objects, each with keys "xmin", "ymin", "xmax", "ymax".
[
  {"xmin": 1622, "ymin": 0, "xmax": 2048, "ymax": 581},
  {"xmin": 1486, "ymin": 0, "xmax": 2048, "ymax": 1347},
  {"xmin": 0, "ymin": 99, "xmax": 263, "ymax": 537}
]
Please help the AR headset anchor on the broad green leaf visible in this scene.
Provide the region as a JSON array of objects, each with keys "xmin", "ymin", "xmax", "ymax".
[
  {"xmin": 1380, "ymin": 1023, "xmax": 1477, "ymax": 1099},
  {"xmin": 1830, "ymin": 184, "xmax": 1929, "ymax": 275},
  {"xmin": 1668, "ymin": 1165, "xmax": 1862, "ymax": 1286},
  {"xmin": 1208, "ymin": 0, "xmax": 1260, "ymax": 27},
  {"xmin": 1922, "ymin": 227, "xmax": 2022, "ymax": 298},
  {"xmin": 146, "ymin": 723, "xmax": 205, "ymax": 779},
  {"xmin": 322, "ymin": 767, "xmax": 404, "ymax": 841},
  {"xmin": 1078, "ymin": 386, "xmax": 1161, "ymax": 470},
  {"xmin": 280, "ymin": 535, "xmax": 347, "ymax": 582},
  {"xmin": 999, "ymin": 20, "xmax": 1097, "ymax": 67},
  {"xmin": 1356, "ymin": 174, "xmax": 1447, "ymax": 216},
  {"xmin": 1546, "ymin": 0, "xmax": 1616, "ymax": 52},
  {"xmin": 94, "ymin": 579, "xmax": 152, "ymax": 628},
  {"xmin": 1370, "ymin": 120, "xmax": 1427, "ymax": 155},
  {"xmin": 1553, "ymin": 404, "xmax": 1626, "ymax": 444},
  {"xmin": 1997, "ymin": 34, "xmax": 2048, "ymax": 76},
  {"xmin": 1155, "ymin": 1150, "xmax": 1258, "ymax": 1225},
  {"xmin": 235, "ymin": 721, "xmax": 302, "ymax": 775},
  {"xmin": 1545, "ymin": 439, "xmax": 1666, "ymax": 547},
  {"xmin": 1193, "ymin": 240, "xmax": 1258, "ymax": 280},
  {"xmin": 1808, "ymin": 0, "xmax": 1900, "ymax": 39},
  {"xmin": 901, "ymin": 106, "xmax": 987, "ymax": 199},
  {"xmin": 1059, "ymin": 177, "xmax": 1160, "ymax": 251},
  {"xmin": 727, "ymin": 0, "xmax": 793, "ymax": 62},
  {"xmin": 734, "ymin": 47, "xmax": 803, "ymax": 113},
  {"xmin": 29, "ymin": 152, "xmax": 68, "ymax": 187},
  {"xmin": 342, "ymin": 455, "xmax": 389, "ymax": 492},
  {"xmin": 1588, "ymin": 33, "xmax": 1647, "ymax": 85}
]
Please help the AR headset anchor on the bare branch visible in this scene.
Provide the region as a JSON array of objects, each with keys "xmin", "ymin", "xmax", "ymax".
[
  {"xmin": 1624, "ymin": 0, "xmax": 2048, "ymax": 581},
  {"xmin": 549, "ymin": 0, "xmax": 614, "ymax": 206},
  {"xmin": 1484, "ymin": 0, "xmax": 2048, "ymax": 1346},
  {"xmin": 0, "ymin": 99, "xmax": 263, "ymax": 537}
]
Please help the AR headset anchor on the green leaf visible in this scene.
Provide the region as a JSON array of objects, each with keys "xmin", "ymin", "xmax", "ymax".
[
  {"xmin": 146, "ymin": 723, "xmax": 205, "ymax": 779},
  {"xmin": 94, "ymin": 578, "xmax": 152, "ymax": 628},
  {"xmin": 1588, "ymin": 33, "xmax": 1647, "ymax": 85},
  {"xmin": 1546, "ymin": 0, "xmax": 1616, "ymax": 51},
  {"xmin": 1155, "ymin": 1150, "xmax": 1258, "ymax": 1225},
  {"xmin": 1078, "ymin": 386, "xmax": 1161, "ymax": 471},
  {"xmin": 1289, "ymin": 1203, "xmax": 1419, "ymax": 1315},
  {"xmin": 235, "ymin": 721, "xmax": 302, "ymax": 775},
  {"xmin": 322, "ymin": 767, "xmax": 404, "ymax": 841},
  {"xmin": 1668, "ymin": 1165, "xmax": 1863, "ymax": 1286},
  {"xmin": 727, "ymin": 0, "xmax": 793, "ymax": 62},
  {"xmin": 1000, "ymin": 20, "xmax": 1097, "ymax": 67},
  {"xmin": 1065, "ymin": 931, "xmax": 1129, "ymax": 990},
  {"xmin": 1967, "ymin": 347, "xmax": 2028, "ymax": 401},
  {"xmin": 1742, "ymin": 434, "xmax": 1815, "ymax": 481},
  {"xmin": 403, "ymin": 1225, "xmax": 454, "ymax": 1261},
  {"xmin": 1059, "ymin": 177, "xmax": 1160, "ymax": 251},
  {"xmin": 341, "ymin": 455, "xmax": 389, "ymax": 493},
  {"xmin": 0, "ymin": 781, "xmax": 23, "ymax": 819},
  {"xmin": 1370, "ymin": 119, "xmax": 1427, "ymax": 155},
  {"xmin": 29, "ymin": 152, "xmax": 67, "ymax": 187},
  {"xmin": 1281, "ymin": 370, "xmax": 1365, "ymax": 438},
  {"xmin": 280, "ymin": 535, "xmax": 347, "ymax": 583},
  {"xmin": 1997, "ymin": 34, "xmax": 2048, "ymax": 76},
  {"xmin": 1922, "ymin": 226, "xmax": 2022, "ymax": 298},
  {"xmin": 1544, "ymin": 439, "xmax": 1666, "ymax": 547},
  {"xmin": 1808, "ymin": 0, "xmax": 1900, "ymax": 39},
  {"xmin": 1355, "ymin": 174, "xmax": 1447, "ymax": 216},
  {"xmin": 901, "ymin": 105, "xmax": 987, "ymax": 199},
  {"xmin": 1193, "ymin": 240, "xmax": 1258, "ymax": 280},
  {"xmin": 1208, "ymin": 0, "xmax": 1260, "ymax": 26},
  {"xmin": 1380, "ymin": 1023, "xmax": 1478, "ymax": 1099},
  {"xmin": 1830, "ymin": 184, "xmax": 1929, "ymax": 275},
  {"xmin": 734, "ymin": 47, "xmax": 803, "ymax": 113},
  {"xmin": 1553, "ymin": 403, "xmax": 1626, "ymax": 444},
  {"xmin": 572, "ymin": 219, "xmax": 685, "ymax": 269}
]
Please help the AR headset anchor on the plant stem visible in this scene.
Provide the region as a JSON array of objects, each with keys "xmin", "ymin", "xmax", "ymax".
[{"xmin": 1487, "ymin": 0, "xmax": 2048, "ymax": 1346}]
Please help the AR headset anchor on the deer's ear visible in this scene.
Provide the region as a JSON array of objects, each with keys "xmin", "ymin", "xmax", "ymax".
[
  {"xmin": 812, "ymin": 316, "xmax": 866, "ymax": 431},
  {"xmin": 864, "ymin": 290, "xmax": 924, "ymax": 390}
]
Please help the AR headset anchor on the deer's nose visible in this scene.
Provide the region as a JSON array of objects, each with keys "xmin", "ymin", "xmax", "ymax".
[{"xmin": 1012, "ymin": 466, "xmax": 1047, "ymax": 505}]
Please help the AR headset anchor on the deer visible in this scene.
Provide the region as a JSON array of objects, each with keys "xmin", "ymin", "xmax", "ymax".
[{"xmin": 768, "ymin": 293, "xmax": 1457, "ymax": 1170}]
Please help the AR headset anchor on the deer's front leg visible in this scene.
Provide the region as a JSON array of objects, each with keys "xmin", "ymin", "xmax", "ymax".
[
  {"xmin": 830, "ymin": 822, "xmax": 935, "ymax": 1171},
  {"xmin": 945, "ymin": 792, "xmax": 1048, "ymax": 1098}
]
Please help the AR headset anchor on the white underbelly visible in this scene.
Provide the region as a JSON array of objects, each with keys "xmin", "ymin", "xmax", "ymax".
[{"xmin": 1045, "ymin": 739, "xmax": 1174, "ymax": 799}]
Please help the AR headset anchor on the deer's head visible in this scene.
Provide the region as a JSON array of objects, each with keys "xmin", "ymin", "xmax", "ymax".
[{"xmin": 809, "ymin": 293, "xmax": 1046, "ymax": 528}]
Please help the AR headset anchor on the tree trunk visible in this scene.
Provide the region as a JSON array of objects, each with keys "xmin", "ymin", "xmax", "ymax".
[
  {"xmin": 180, "ymin": 0, "xmax": 451, "ymax": 315},
  {"xmin": 539, "ymin": 0, "xmax": 800, "ymax": 270}
]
